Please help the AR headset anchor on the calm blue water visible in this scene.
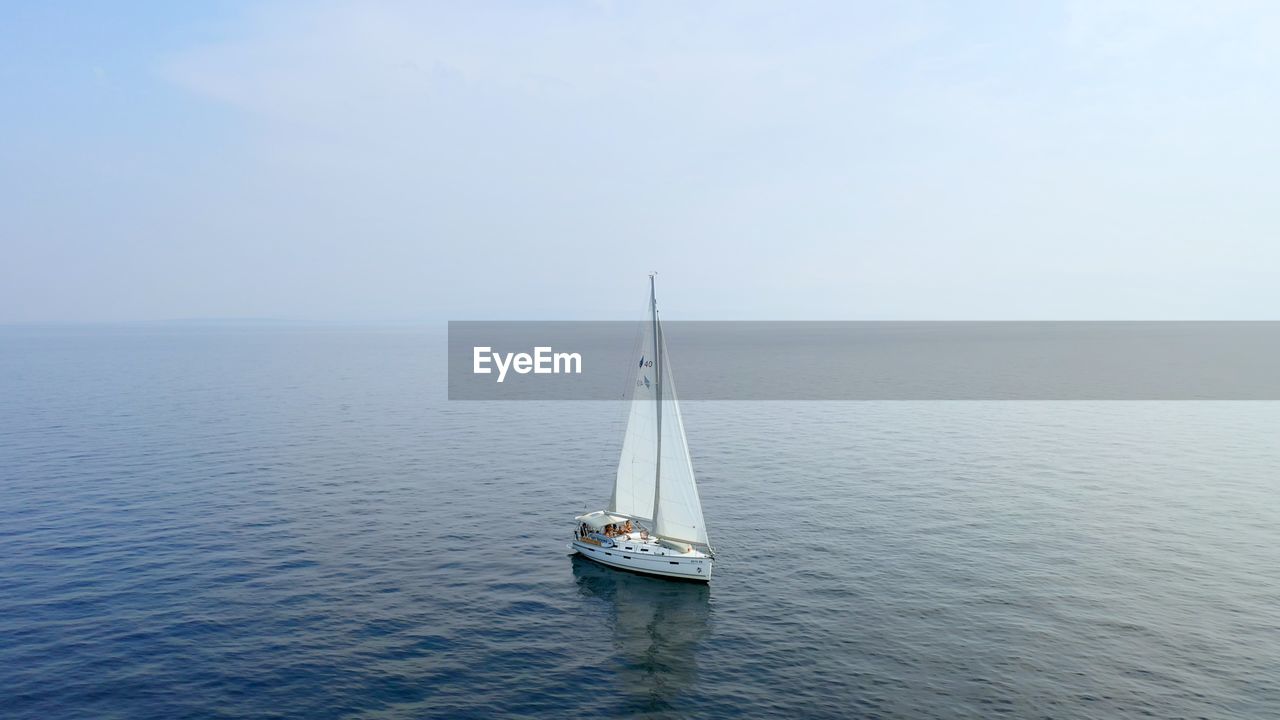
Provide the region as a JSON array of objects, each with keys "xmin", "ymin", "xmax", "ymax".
[{"xmin": 2, "ymin": 326, "xmax": 1277, "ymax": 718}]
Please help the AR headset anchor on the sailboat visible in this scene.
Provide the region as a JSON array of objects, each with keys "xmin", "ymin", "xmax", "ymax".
[{"xmin": 571, "ymin": 275, "xmax": 715, "ymax": 582}]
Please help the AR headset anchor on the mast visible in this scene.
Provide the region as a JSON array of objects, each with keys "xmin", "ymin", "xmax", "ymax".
[{"xmin": 650, "ymin": 273, "xmax": 663, "ymax": 531}]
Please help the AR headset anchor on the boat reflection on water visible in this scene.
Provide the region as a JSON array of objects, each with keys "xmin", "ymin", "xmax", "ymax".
[{"xmin": 571, "ymin": 555, "xmax": 711, "ymax": 712}]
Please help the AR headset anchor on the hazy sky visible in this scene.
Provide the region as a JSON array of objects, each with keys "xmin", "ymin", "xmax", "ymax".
[{"xmin": 3, "ymin": 1, "xmax": 1277, "ymax": 322}]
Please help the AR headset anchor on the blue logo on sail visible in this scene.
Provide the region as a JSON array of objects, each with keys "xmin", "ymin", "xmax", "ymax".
[
  {"xmin": 643, "ymin": 375, "xmax": 650, "ymax": 389},
  {"xmin": 639, "ymin": 356, "xmax": 645, "ymax": 368}
]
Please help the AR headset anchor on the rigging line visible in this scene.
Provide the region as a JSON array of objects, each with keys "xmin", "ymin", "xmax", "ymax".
[{"xmin": 651, "ymin": 274, "xmax": 663, "ymax": 533}]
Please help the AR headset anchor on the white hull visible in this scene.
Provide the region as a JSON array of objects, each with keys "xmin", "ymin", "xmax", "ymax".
[{"xmin": 571, "ymin": 537, "xmax": 712, "ymax": 582}]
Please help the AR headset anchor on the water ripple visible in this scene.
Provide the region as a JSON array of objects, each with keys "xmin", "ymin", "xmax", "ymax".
[{"xmin": 1, "ymin": 328, "xmax": 1277, "ymax": 718}]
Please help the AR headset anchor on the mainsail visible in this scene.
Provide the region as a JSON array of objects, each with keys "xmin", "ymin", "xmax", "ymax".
[
  {"xmin": 610, "ymin": 311, "xmax": 657, "ymax": 520},
  {"xmin": 609, "ymin": 278, "xmax": 710, "ymax": 548}
]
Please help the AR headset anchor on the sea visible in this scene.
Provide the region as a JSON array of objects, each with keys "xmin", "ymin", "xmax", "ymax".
[{"xmin": 1, "ymin": 325, "xmax": 1277, "ymax": 719}]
